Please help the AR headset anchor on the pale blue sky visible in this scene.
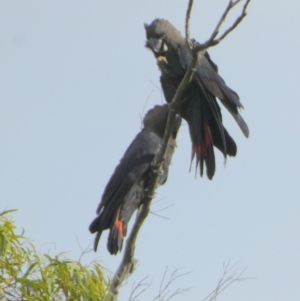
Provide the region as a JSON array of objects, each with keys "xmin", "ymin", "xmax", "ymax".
[{"xmin": 1, "ymin": 1, "xmax": 300, "ymax": 300}]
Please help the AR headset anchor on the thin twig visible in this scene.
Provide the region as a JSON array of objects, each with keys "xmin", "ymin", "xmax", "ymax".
[
  {"xmin": 151, "ymin": 203, "xmax": 174, "ymax": 214},
  {"xmin": 150, "ymin": 212, "xmax": 170, "ymax": 220},
  {"xmin": 185, "ymin": 0, "xmax": 194, "ymax": 49},
  {"xmin": 153, "ymin": 268, "xmax": 193, "ymax": 301},
  {"xmin": 215, "ymin": 0, "xmax": 251, "ymax": 43},
  {"xmin": 201, "ymin": 260, "xmax": 250, "ymax": 301},
  {"xmin": 139, "ymin": 90, "xmax": 154, "ymax": 129},
  {"xmin": 148, "ymin": 79, "xmax": 165, "ymax": 104},
  {"xmin": 194, "ymin": 0, "xmax": 251, "ymax": 52},
  {"xmin": 208, "ymin": 0, "xmax": 242, "ymax": 42},
  {"xmin": 128, "ymin": 276, "xmax": 151, "ymax": 301}
]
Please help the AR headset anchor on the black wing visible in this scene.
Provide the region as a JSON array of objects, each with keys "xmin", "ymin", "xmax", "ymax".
[{"xmin": 177, "ymin": 45, "xmax": 249, "ymax": 138}]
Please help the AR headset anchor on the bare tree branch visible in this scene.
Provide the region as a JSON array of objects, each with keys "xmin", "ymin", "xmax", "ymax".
[
  {"xmin": 109, "ymin": 0, "xmax": 252, "ymax": 299},
  {"xmin": 202, "ymin": 260, "xmax": 250, "ymax": 301},
  {"xmin": 185, "ymin": 0, "xmax": 194, "ymax": 48},
  {"xmin": 128, "ymin": 268, "xmax": 192, "ymax": 301},
  {"xmin": 149, "ymin": 197, "xmax": 173, "ymax": 220},
  {"xmin": 208, "ymin": 0, "xmax": 242, "ymax": 42},
  {"xmin": 139, "ymin": 91, "xmax": 155, "ymax": 128},
  {"xmin": 152, "ymin": 268, "xmax": 193, "ymax": 301},
  {"xmin": 128, "ymin": 276, "xmax": 152, "ymax": 301},
  {"xmin": 194, "ymin": 0, "xmax": 252, "ymax": 52},
  {"xmin": 151, "ymin": 203, "xmax": 173, "ymax": 217}
]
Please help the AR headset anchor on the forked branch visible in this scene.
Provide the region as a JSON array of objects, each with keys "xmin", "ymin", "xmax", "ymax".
[
  {"xmin": 193, "ymin": 0, "xmax": 252, "ymax": 52},
  {"xmin": 202, "ymin": 260, "xmax": 250, "ymax": 301}
]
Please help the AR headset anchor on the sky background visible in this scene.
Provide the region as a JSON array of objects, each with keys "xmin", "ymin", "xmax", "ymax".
[{"xmin": 1, "ymin": 0, "xmax": 300, "ymax": 300}]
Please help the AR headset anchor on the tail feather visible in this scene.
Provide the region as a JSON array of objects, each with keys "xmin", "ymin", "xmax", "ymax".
[
  {"xmin": 211, "ymin": 124, "xmax": 237, "ymax": 158},
  {"xmin": 107, "ymin": 188, "xmax": 142, "ymax": 254},
  {"xmin": 188, "ymin": 89, "xmax": 223, "ymax": 179},
  {"xmin": 89, "ymin": 216, "xmax": 104, "ymax": 252},
  {"xmin": 89, "ymin": 204, "xmax": 125, "ymax": 254},
  {"xmin": 90, "ymin": 186, "xmax": 142, "ymax": 255},
  {"xmin": 107, "ymin": 208, "xmax": 125, "ymax": 255},
  {"xmin": 192, "ymin": 122, "xmax": 215, "ymax": 179},
  {"xmin": 94, "ymin": 231, "xmax": 102, "ymax": 252}
]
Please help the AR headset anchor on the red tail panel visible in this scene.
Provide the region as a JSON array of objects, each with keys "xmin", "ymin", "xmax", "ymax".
[{"xmin": 114, "ymin": 209, "xmax": 125, "ymax": 239}]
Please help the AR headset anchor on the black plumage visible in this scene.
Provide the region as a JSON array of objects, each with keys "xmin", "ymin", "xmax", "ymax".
[
  {"xmin": 89, "ymin": 105, "xmax": 181, "ymax": 254},
  {"xmin": 145, "ymin": 19, "xmax": 249, "ymax": 179}
]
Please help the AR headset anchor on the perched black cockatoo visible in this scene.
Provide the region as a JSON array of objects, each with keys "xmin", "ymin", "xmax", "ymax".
[
  {"xmin": 145, "ymin": 19, "xmax": 249, "ymax": 180},
  {"xmin": 89, "ymin": 105, "xmax": 181, "ymax": 255}
]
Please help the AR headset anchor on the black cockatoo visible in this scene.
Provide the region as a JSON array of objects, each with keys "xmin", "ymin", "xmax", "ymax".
[
  {"xmin": 145, "ymin": 19, "xmax": 249, "ymax": 180},
  {"xmin": 89, "ymin": 105, "xmax": 181, "ymax": 255}
]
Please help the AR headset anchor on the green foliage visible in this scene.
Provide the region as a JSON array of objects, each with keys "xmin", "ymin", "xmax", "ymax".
[{"xmin": 0, "ymin": 210, "xmax": 110, "ymax": 301}]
